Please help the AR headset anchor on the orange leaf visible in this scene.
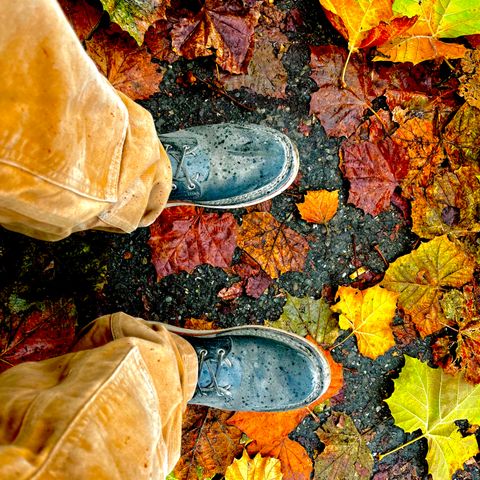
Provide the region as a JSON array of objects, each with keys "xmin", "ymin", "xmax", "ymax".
[
  {"xmin": 149, "ymin": 206, "xmax": 238, "ymax": 280},
  {"xmin": 227, "ymin": 345, "xmax": 343, "ymax": 480},
  {"xmin": 296, "ymin": 190, "xmax": 339, "ymax": 224},
  {"xmin": 238, "ymin": 212, "xmax": 309, "ymax": 280},
  {"xmin": 86, "ymin": 27, "xmax": 165, "ymax": 100},
  {"xmin": 174, "ymin": 406, "xmax": 243, "ymax": 480}
]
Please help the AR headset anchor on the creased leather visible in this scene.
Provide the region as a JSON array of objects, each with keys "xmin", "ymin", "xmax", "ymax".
[
  {"xmin": 0, "ymin": 312, "xmax": 198, "ymax": 480},
  {"xmin": 0, "ymin": 0, "xmax": 172, "ymax": 241}
]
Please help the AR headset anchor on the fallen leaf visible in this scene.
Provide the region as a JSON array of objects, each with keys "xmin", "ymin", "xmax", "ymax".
[
  {"xmin": 411, "ymin": 166, "xmax": 480, "ymax": 238},
  {"xmin": 373, "ymin": 461, "xmax": 421, "ymax": 480},
  {"xmin": 374, "ymin": 0, "xmax": 477, "ymax": 64},
  {"xmin": 381, "ymin": 236, "xmax": 475, "ymax": 337},
  {"xmin": 384, "ymin": 355, "xmax": 480, "ymax": 480},
  {"xmin": 99, "ymin": 0, "xmax": 169, "ymax": 44},
  {"xmin": 309, "ymin": 45, "xmax": 385, "ymax": 137},
  {"xmin": 444, "ymin": 103, "xmax": 480, "ymax": 168},
  {"xmin": 171, "ymin": 0, "xmax": 261, "ymax": 74},
  {"xmin": 432, "ymin": 287, "xmax": 480, "ymax": 384},
  {"xmin": 0, "ymin": 299, "xmax": 77, "ymax": 373},
  {"xmin": 458, "ymin": 50, "xmax": 480, "ymax": 109},
  {"xmin": 245, "ymin": 273, "xmax": 272, "ymax": 299},
  {"xmin": 174, "ymin": 406, "xmax": 243, "ymax": 480},
  {"xmin": 228, "ymin": 347, "xmax": 343, "ymax": 480},
  {"xmin": 318, "ymin": 0, "xmax": 393, "ymax": 51},
  {"xmin": 184, "ymin": 318, "xmax": 217, "ymax": 330},
  {"xmin": 86, "ymin": 27, "xmax": 165, "ymax": 100},
  {"xmin": 314, "ymin": 411, "xmax": 374, "ymax": 480},
  {"xmin": 331, "ymin": 285, "xmax": 398, "ymax": 359},
  {"xmin": 58, "ymin": 0, "xmax": 103, "ymax": 41},
  {"xmin": 392, "ymin": 116, "xmax": 444, "ymax": 198},
  {"xmin": 237, "ymin": 212, "xmax": 309, "ymax": 280},
  {"xmin": 220, "ymin": 19, "xmax": 289, "ymax": 99},
  {"xmin": 145, "ymin": 19, "xmax": 179, "ymax": 63},
  {"xmin": 149, "ymin": 206, "xmax": 238, "ymax": 280},
  {"xmin": 218, "ymin": 282, "xmax": 244, "ymax": 301},
  {"xmin": 266, "ymin": 293, "xmax": 339, "ymax": 347},
  {"xmin": 340, "ymin": 135, "xmax": 409, "ymax": 215},
  {"xmin": 296, "ymin": 190, "xmax": 339, "ymax": 224},
  {"xmin": 225, "ymin": 450, "xmax": 283, "ymax": 480}
]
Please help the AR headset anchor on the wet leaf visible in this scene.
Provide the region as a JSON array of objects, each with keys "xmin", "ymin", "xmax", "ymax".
[
  {"xmin": 432, "ymin": 287, "xmax": 480, "ymax": 384},
  {"xmin": 340, "ymin": 136, "xmax": 409, "ymax": 215},
  {"xmin": 237, "ymin": 212, "xmax": 309, "ymax": 280},
  {"xmin": 175, "ymin": 406, "xmax": 243, "ymax": 480},
  {"xmin": 86, "ymin": 28, "xmax": 165, "ymax": 100},
  {"xmin": 149, "ymin": 206, "xmax": 238, "ymax": 280},
  {"xmin": 99, "ymin": 0, "xmax": 169, "ymax": 44},
  {"xmin": 145, "ymin": 20, "xmax": 179, "ymax": 63},
  {"xmin": 171, "ymin": 0, "xmax": 261, "ymax": 74},
  {"xmin": 331, "ymin": 285, "xmax": 398, "ymax": 359},
  {"xmin": 225, "ymin": 450, "xmax": 282, "ymax": 480},
  {"xmin": 58, "ymin": 0, "xmax": 103, "ymax": 41},
  {"xmin": 411, "ymin": 166, "xmax": 480, "ymax": 238},
  {"xmin": 318, "ymin": 0, "xmax": 393, "ymax": 51},
  {"xmin": 314, "ymin": 412, "xmax": 374, "ymax": 480},
  {"xmin": 309, "ymin": 45, "xmax": 385, "ymax": 137},
  {"xmin": 266, "ymin": 293, "xmax": 339, "ymax": 347},
  {"xmin": 444, "ymin": 103, "xmax": 480, "ymax": 167},
  {"xmin": 381, "ymin": 236, "xmax": 475, "ymax": 337},
  {"xmin": 459, "ymin": 50, "xmax": 480, "ymax": 109},
  {"xmin": 392, "ymin": 116, "xmax": 444, "ymax": 198},
  {"xmin": 296, "ymin": 190, "xmax": 339, "ymax": 224},
  {"xmin": 220, "ymin": 20, "xmax": 289, "ymax": 99},
  {"xmin": 385, "ymin": 356, "xmax": 480, "ymax": 480},
  {"xmin": 0, "ymin": 299, "xmax": 77, "ymax": 373},
  {"xmin": 228, "ymin": 347, "xmax": 343, "ymax": 480},
  {"xmin": 374, "ymin": 0, "xmax": 478, "ymax": 64}
]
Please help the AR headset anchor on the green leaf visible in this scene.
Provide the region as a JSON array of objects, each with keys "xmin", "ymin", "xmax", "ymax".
[
  {"xmin": 266, "ymin": 293, "xmax": 339, "ymax": 347},
  {"xmin": 99, "ymin": 0, "xmax": 169, "ymax": 45},
  {"xmin": 385, "ymin": 356, "xmax": 480, "ymax": 480}
]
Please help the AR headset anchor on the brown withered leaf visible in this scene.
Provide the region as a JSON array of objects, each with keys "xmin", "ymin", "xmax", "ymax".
[
  {"xmin": 86, "ymin": 28, "xmax": 164, "ymax": 100},
  {"xmin": 58, "ymin": 0, "xmax": 103, "ymax": 41},
  {"xmin": 0, "ymin": 299, "xmax": 77, "ymax": 373},
  {"xmin": 296, "ymin": 190, "xmax": 339, "ymax": 224},
  {"xmin": 459, "ymin": 50, "xmax": 480, "ymax": 109},
  {"xmin": 98, "ymin": 0, "xmax": 169, "ymax": 45},
  {"xmin": 309, "ymin": 46, "xmax": 385, "ymax": 137},
  {"xmin": 432, "ymin": 287, "xmax": 480, "ymax": 384},
  {"xmin": 219, "ymin": 23, "xmax": 289, "ymax": 99},
  {"xmin": 314, "ymin": 412, "xmax": 374, "ymax": 480},
  {"xmin": 148, "ymin": 206, "xmax": 237, "ymax": 280},
  {"xmin": 218, "ymin": 282, "xmax": 244, "ymax": 301},
  {"xmin": 171, "ymin": 0, "xmax": 260, "ymax": 74},
  {"xmin": 381, "ymin": 236, "xmax": 475, "ymax": 337},
  {"xmin": 144, "ymin": 20, "xmax": 179, "ymax": 63},
  {"xmin": 237, "ymin": 212, "xmax": 309, "ymax": 280},
  {"xmin": 411, "ymin": 166, "xmax": 480, "ymax": 239},
  {"xmin": 174, "ymin": 406, "xmax": 243, "ymax": 480},
  {"xmin": 444, "ymin": 103, "xmax": 480, "ymax": 167},
  {"xmin": 392, "ymin": 116, "xmax": 444, "ymax": 199},
  {"xmin": 340, "ymin": 135, "xmax": 409, "ymax": 216}
]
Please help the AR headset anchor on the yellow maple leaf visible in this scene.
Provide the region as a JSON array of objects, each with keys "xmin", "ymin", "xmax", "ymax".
[
  {"xmin": 296, "ymin": 190, "xmax": 339, "ymax": 224},
  {"xmin": 381, "ymin": 236, "xmax": 475, "ymax": 337},
  {"xmin": 331, "ymin": 285, "xmax": 398, "ymax": 359},
  {"xmin": 373, "ymin": 0, "xmax": 479, "ymax": 64},
  {"xmin": 226, "ymin": 451, "xmax": 282, "ymax": 480},
  {"xmin": 383, "ymin": 356, "xmax": 480, "ymax": 479}
]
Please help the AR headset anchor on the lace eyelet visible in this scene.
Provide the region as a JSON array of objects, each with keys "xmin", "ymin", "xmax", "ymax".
[
  {"xmin": 187, "ymin": 183, "xmax": 196, "ymax": 190},
  {"xmin": 171, "ymin": 183, "xmax": 177, "ymax": 191}
]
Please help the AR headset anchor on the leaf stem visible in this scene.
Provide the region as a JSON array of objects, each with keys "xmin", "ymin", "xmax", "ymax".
[
  {"xmin": 340, "ymin": 48, "xmax": 353, "ymax": 89},
  {"xmin": 329, "ymin": 331, "xmax": 355, "ymax": 351},
  {"xmin": 378, "ymin": 433, "xmax": 426, "ymax": 460}
]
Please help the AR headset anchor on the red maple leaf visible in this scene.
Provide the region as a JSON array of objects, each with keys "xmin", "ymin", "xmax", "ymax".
[
  {"xmin": 149, "ymin": 206, "xmax": 238, "ymax": 280},
  {"xmin": 171, "ymin": 0, "xmax": 261, "ymax": 73},
  {"xmin": 309, "ymin": 45, "xmax": 385, "ymax": 138},
  {"xmin": 0, "ymin": 299, "xmax": 77, "ymax": 373}
]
